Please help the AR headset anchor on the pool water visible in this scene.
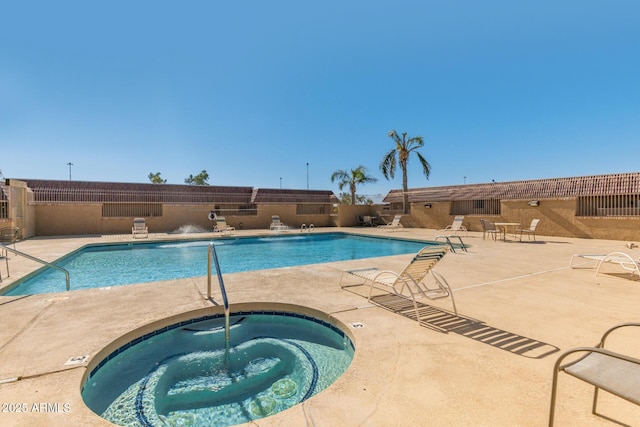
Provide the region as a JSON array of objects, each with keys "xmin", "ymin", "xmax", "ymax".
[
  {"xmin": 82, "ymin": 311, "xmax": 355, "ymax": 427},
  {"xmin": 6, "ymin": 232, "xmax": 430, "ymax": 295}
]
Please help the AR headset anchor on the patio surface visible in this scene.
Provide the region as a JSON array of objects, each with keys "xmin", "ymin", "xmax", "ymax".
[{"xmin": 1, "ymin": 227, "xmax": 639, "ymax": 426}]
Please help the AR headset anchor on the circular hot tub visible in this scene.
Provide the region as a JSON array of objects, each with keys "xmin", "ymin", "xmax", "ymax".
[{"xmin": 81, "ymin": 305, "xmax": 354, "ymax": 427}]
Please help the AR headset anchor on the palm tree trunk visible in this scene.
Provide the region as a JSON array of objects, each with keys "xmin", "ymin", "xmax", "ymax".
[
  {"xmin": 350, "ymin": 183, "xmax": 356, "ymax": 205},
  {"xmin": 402, "ymin": 165, "xmax": 409, "ymax": 214}
]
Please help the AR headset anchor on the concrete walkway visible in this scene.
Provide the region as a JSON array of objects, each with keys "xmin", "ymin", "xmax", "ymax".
[{"xmin": 1, "ymin": 228, "xmax": 639, "ymax": 426}]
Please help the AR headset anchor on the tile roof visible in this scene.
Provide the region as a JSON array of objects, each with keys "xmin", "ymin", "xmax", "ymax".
[
  {"xmin": 251, "ymin": 188, "xmax": 339, "ymax": 204},
  {"xmin": 20, "ymin": 179, "xmax": 253, "ymax": 194},
  {"xmin": 16, "ymin": 179, "xmax": 338, "ymax": 204},
  {"xmin": 383, "ymin": 172, "xmax": 640, "ymax": 203}
]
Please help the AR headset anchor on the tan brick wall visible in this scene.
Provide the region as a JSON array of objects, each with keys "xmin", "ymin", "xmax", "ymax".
[
  {"xmin": 31, "ymin": 203, "xmax": 338, "ymax": 236},
  {"xmin": 408, "ymin": 199, "xmax": 640, "ymax": 241},
  {"xmin": 16, "ymin": 198, "xmax": 640, "ymax": 241}
]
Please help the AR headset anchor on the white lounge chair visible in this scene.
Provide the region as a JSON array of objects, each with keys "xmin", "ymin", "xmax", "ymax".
[
  {"xmin": 516, "ymin": 219, "xmax": 540, "ymax": 241},
  {"xmin": 378, "ymin": 214, "xmax": 402, "ymax": 231},
  {"xmin": 132, "ymin": 218, "xmax": 148, "ymax": 239},
  {"xmin": 340, "ymin": 246, "xmax": 457, "ymax": 323},
  {"xmin": 270, "ymin": 215, "xmax": 287, "ymax": 232},
  {"xmin": 213, "ymin": 216, "xmax": 235, "ymax": 235},
  {"xmin": 570, "ymin": 252, "xmax": 640, "ymax": 278},
  {"xmin": 443, "ymin": 216, "xmax": 467, "ymax": 235},
  {"xmin": 549, "ymin": 322, "xmax": 640, "ymax": 426}
]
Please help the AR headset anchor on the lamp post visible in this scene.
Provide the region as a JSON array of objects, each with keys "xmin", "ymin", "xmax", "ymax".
[
  {"xmin": 306, "ymin": 163, "xmax": 309, "ymax": 190},
  {"xmin": 67, "ymin": 162, "xmax": 73, "ymax": 180}
]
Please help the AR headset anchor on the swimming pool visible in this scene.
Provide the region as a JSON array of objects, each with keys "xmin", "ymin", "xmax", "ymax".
[
  {"xmin": 4, "ymin": 233, "xmax": 432, "ymax": 295},
  {"xmin": 81, "ymin": 307, "xmax": 354, "ymax": 427}
]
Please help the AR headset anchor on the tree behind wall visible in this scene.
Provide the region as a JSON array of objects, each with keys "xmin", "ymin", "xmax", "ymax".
[
  {"xmin": 148, "ymin": 172, "xmax": 167, "ymax": 184},
  {"xmin": 331, "ymin": 165, "xmax": 378, "ymax": 205},
  {"xmin": 185, "ymin": 170, "xmax": 210, "ymax": 186}
]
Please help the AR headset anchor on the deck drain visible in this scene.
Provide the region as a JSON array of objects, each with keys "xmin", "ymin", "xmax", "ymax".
[
  {"xmin": 350, "ymin": 322, "xmax": 365, "ymax": 329},
  {"xmin": 64, "ymin": 355, "xmax": 90, "ymax": 366}
]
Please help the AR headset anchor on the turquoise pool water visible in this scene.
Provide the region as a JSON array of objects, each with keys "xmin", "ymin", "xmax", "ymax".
[
  {"xmin": 82, "ymin": 311, "xmax": 354, "ymax": 427},
  {"xmin": 5, "ymin": 232, "xmax": 430, "ymax": 295}
]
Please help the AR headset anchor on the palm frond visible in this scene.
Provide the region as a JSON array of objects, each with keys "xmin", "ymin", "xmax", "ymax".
[
  {"xmin": 380, "ymin": 149, "xmax": 397, "ymax": 179},
  {"xmin": 415, "ymin": 151, "xmax": 431, "ymax": 179}
]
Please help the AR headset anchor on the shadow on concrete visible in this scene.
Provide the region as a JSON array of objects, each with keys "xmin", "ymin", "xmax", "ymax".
[{"xmin": 369, "ymin": 293, "xmax": 560, "ymax": 359}]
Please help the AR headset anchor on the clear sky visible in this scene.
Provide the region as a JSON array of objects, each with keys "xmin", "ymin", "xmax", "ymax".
[{"xmin": 2, "ymin": 1, "xmax": 639, "ymax": 201}]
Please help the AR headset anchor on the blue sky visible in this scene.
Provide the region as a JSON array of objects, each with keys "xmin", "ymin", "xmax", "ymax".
[{"xmin": 2, "ymin": 1, "xmax": 639, "ymax": 201}]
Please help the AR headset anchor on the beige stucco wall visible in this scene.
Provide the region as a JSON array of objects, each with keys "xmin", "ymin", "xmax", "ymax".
[
  {"xmin": 408, "ymin": 198, "xmax": 640, "ymax": 241},
  {"xmin": 30, "ymin": 203, "xmax": 338, "ymax": 236},
  {"xmin": 2, "ymin": 180, "xmax": 35, "ymax": 239},
  {"xmin": 10, "ymin": 194, "xmax": 640, "ymax": 241},
  {"xmin": 335, "ymin": 205, "xmax": 376, "ymax": 227},
  {"xmin": 35, "ymin": 205, "xmax": 103, "ymax": 236}
]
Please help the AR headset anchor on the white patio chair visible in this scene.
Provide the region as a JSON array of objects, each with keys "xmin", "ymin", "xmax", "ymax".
[
  {"xmin": 479, "ymin": 219, "xmax": 503, "ymax": 240},
  {"xmin": 0, "ymin": 226, "xmax": 19, "ymax": 251},
  {"xmin": 0, "ymin": 245, "xmax": 8, "ymax": 282},
  {"xmin": 517, "ymin": 219, "xmax": 540, "ymax": 241}
]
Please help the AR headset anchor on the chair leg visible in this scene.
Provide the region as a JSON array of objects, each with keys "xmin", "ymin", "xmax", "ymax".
[
  {"xmin": 0, "ymin": 254, "xmax": 6, "ymax": 282},
  {"xmin": 548, "ymin": 370, "xmax": 560, "ymax": 427},
  {"xmin": 591, "ymin": 386, "xmax": 599, "ymax": 416}
]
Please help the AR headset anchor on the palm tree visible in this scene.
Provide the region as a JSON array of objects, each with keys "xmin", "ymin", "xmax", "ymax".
[
  {"xmin": 331, "ymin": 165, "xmax": 378, "ymax": 205},
  {"xmin": 380, "ymin": 130, "xmax": 431, "ymax": 213}
]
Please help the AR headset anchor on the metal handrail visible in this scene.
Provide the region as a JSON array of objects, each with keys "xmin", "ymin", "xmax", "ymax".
[
  {"xmin": 434, "ymin": 235, "xmax": 468, "ymax": 253},
  {"xmin": 208, "ymin": 243, "xmax": 230, "ymax": 345},
  {"xmin": 1, "ymin": 244, "xmax": 71, "ymax": 291}
]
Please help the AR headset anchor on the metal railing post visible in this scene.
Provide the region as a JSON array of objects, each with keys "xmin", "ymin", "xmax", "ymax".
[{"xmin": 208, "ymin": 242, "xmax": 230, "ymax": 345}]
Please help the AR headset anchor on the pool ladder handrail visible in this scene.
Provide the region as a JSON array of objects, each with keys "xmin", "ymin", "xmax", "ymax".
[
  {"xmin": 0, "ymin": 244, "xmax": 71, "ymax": 291},
  {"xmin": 208, "ymin": 243, "xmax": 230, "ymax": 344},
  {"xmin": 434, "ymin": 235, "xmax": 468, "ymax": 253}
]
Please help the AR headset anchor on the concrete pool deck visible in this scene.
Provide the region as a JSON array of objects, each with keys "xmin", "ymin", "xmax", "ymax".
[{"xmin": 1, "ymin": 227, "xmax": 639, "ymax": 426}]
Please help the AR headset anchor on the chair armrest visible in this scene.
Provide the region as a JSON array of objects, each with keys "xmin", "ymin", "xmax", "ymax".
[
  {"xmin": 371, "ymin": 270, "xmax": 415, "ymax": 297},
  {"xmin": 599, "ymin": 322, "xmax": 640, "ymax": 348},
  {"xmin": 556, "ymin": 346, "xmax": 640, "ymax": 372}
]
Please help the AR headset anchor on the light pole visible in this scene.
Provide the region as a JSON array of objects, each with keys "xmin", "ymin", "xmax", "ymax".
[
  {"xmin": 67, "ymin": 162, "xmax": 73, "ymax": 180},
  {"xmin": 280, "ymin": 177, "xmax": 282, "ymax": 189},
  {"xmin": 306, "ymin": 163, "xmax": 309, "ymax": 190}
]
